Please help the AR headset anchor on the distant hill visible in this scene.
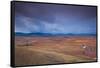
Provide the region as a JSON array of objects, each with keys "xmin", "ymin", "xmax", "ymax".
[
  {"xmin": 15, "ymin": 32, "xmax": 54, "ymax": 36},
  {"xmin": 15, "ymin": 32, "xmax": 96, "ymax": 36}
]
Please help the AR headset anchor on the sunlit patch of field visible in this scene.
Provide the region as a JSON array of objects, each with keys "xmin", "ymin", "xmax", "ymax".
[{"xmin": 15, "ymin": 36, "xmax": 97, "ymax": 66}]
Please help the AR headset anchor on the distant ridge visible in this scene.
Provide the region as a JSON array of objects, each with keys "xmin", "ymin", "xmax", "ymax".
[
  {"xmin": 15, "ymin": 32, "xmax": 96, "ymax": 36},
  {"xmin": 15, "ymin": 32, "xmax": 53, "ymax": 36}
]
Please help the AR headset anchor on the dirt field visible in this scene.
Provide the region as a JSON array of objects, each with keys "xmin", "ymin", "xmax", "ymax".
[{"xmin": 15, "ymin": 36, "xmax": 97, "ymax": 66}]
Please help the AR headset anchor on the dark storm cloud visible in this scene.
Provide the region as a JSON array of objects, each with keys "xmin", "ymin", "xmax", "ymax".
[{"xmin": 14, "ymin": 2, "xmax": 97, "ymax": 34}]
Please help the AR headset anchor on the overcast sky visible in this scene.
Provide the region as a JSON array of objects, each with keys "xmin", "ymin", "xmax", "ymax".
[{"xmin": 14, "ymin": 2, "xmax": 97, "ymax": 34}]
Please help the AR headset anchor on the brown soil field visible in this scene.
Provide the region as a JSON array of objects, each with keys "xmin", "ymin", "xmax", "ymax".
[{"xmin": 15, "ymin": 36, "xmax": 97, "ymax": 66}]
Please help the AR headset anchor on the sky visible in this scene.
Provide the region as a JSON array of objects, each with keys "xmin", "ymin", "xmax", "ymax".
[{"xmin": 14, "ymin": 2, "xmax": 97, "ymax": 34}]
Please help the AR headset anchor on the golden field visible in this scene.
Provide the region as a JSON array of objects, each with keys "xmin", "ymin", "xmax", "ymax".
[{"xmin": 15, "ymin": 36, "xmax": 97, "ymax": 66}]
